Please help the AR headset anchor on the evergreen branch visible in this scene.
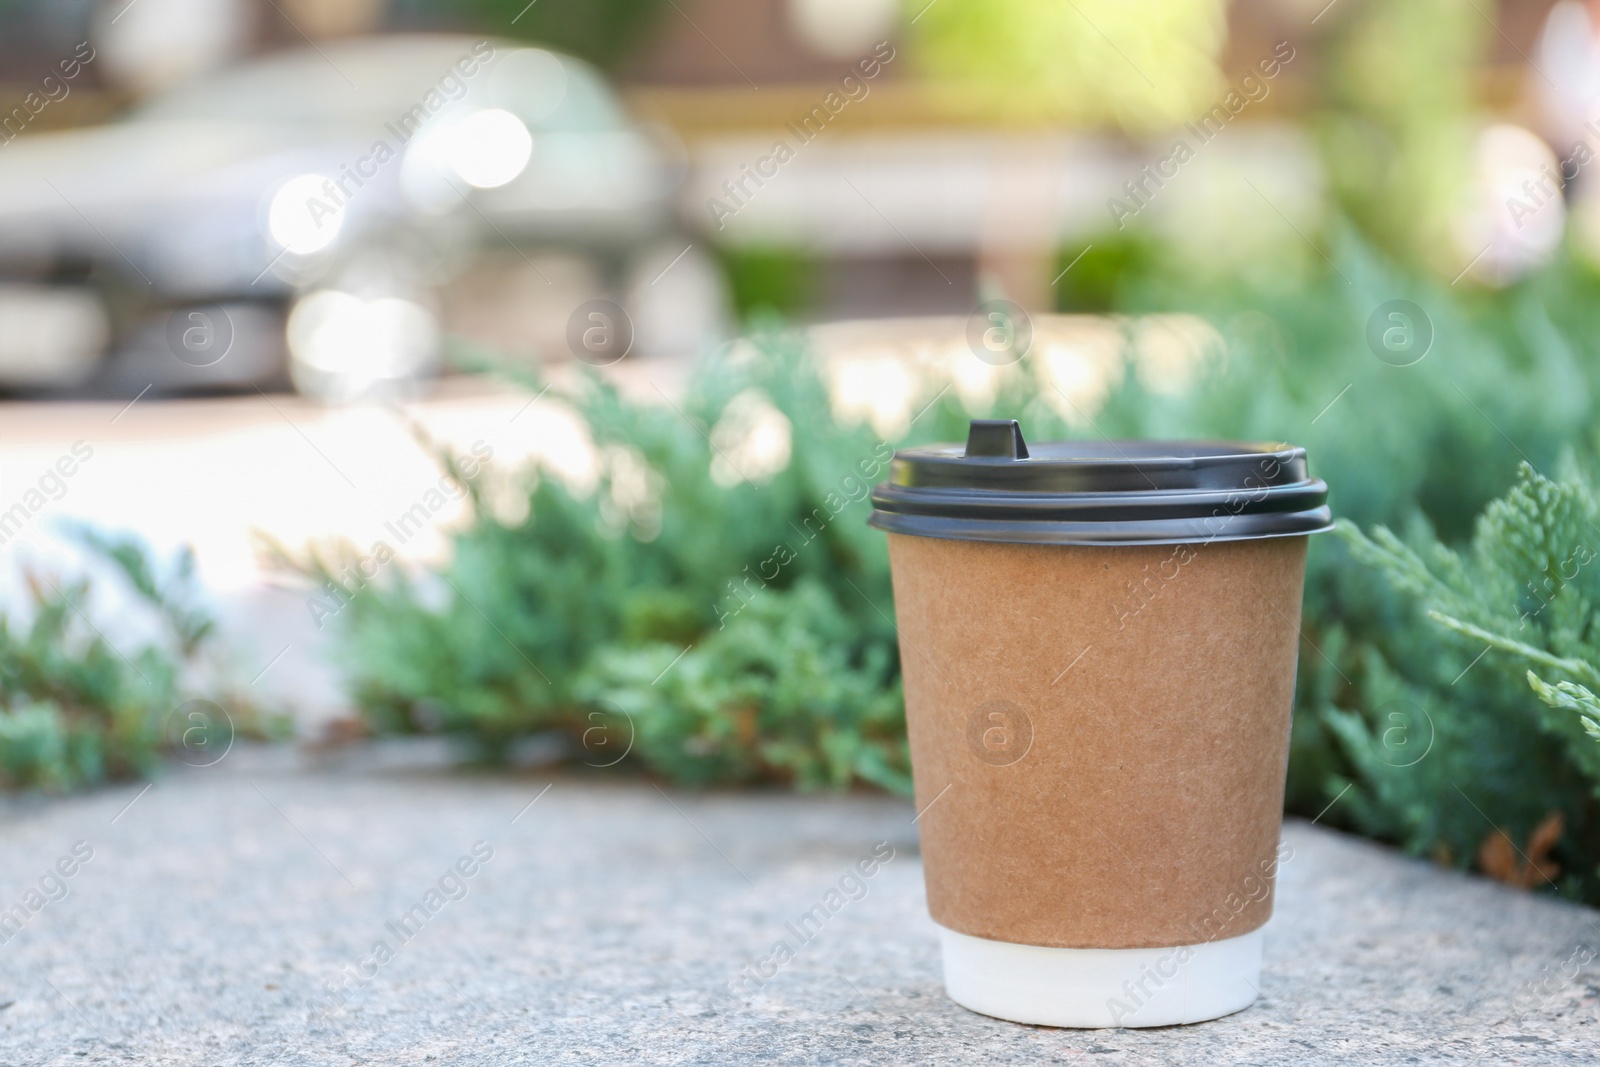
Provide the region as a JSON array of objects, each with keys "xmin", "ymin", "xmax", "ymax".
[
  {"xmin": 1527, "ymin": 672, "xmax": 1600, "ymax": 739},
  {"xmin": 1338, "ymin": 520, "xmax": 1471, "ymax": 614},
  {"xmin": 1427, "ymin": 611, "xmax": 1600, "ymax": 689},
  {"xmin": 1526, "ymin": 672, "xmax": 1600, "ymax": 782}
]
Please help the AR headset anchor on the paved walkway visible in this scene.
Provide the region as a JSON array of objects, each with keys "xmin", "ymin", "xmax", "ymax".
[{"xmin": 0, "ymin": 746, "xmax": 1595, "ymax": 1065}]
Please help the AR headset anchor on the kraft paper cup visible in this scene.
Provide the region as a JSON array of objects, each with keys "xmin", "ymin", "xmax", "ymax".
[{"xmin": 869, "ymin": 419, "xmax": 1330, "ymax": 1028}]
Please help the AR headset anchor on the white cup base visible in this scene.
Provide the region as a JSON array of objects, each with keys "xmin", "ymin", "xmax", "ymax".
[{"xmin": 938, "ymin": 924, "xmax": 1263, "ymax": 1028}]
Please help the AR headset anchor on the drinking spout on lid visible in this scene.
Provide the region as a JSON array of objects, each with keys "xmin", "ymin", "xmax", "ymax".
[{"xmin": 964, "ymin": 419, "xmax": 1030, "ymax": 460}]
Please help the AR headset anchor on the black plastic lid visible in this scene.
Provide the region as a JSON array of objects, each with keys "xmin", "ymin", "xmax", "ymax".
[{"xmin": 868, "ymin": 420, "xmax": 1332, "ymax": 546}]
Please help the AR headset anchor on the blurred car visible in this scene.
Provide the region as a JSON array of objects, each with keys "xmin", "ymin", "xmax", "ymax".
[{"xmin": 0, "ymin": 34, "xmax": 684, "ymax": 400}]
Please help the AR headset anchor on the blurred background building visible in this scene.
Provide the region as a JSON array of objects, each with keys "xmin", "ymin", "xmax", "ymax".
[{"xmin": 0, "ymin": 0, "xmax": 1587, "ymax": 401}]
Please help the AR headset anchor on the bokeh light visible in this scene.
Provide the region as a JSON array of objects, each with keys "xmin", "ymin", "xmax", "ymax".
[
  {"xmin": 267, "ymin": 174, "xmax": 345, "ymax": 255},
  {"xmin": 447, "ymin": 108, "xmax": 534, "ymax": 189}
]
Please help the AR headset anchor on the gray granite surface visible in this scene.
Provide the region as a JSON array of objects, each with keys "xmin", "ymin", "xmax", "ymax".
[{"xmin": 0, "ymin": 744, "xmax": 1595, "ymax": 1065}]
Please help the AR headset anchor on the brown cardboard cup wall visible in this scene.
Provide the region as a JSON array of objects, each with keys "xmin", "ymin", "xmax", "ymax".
[{"xmin": 889, "ymin": 532, "xmax": 1308, "ymax": 950}]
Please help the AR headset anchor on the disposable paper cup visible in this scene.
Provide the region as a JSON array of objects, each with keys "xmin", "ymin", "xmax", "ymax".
[{"xmin": 869, "ymin": 420, "xmax": 1330, "ymax": 1028}]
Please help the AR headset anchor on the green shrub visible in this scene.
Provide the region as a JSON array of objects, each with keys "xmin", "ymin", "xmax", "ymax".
[
  {"xmin": 580, "ymin": 578, "xmax": 908, "ymax": 792},
  {"xmin": 301, "ymin": 329, "xmax": 911, "ymax": 790},
  {"xmin": 1340, "ymin": 464, "xmax": 1600, "ymax": 898},
  {"xmin": 0, "ymin": 529, "xmax": 277, "ymax": 790}
]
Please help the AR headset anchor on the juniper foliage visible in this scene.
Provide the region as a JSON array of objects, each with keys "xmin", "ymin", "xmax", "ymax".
[
  {"xmin": 0, "ymin": 531, "xmax": 262, "ymax": 790},
  {"xmin": 1339, "ymin": 463, "xmax": 1600, "ymax": 899},
  {"xmin": 311, "ymin": 332, "xmax": 915, "ymax": 790}
]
